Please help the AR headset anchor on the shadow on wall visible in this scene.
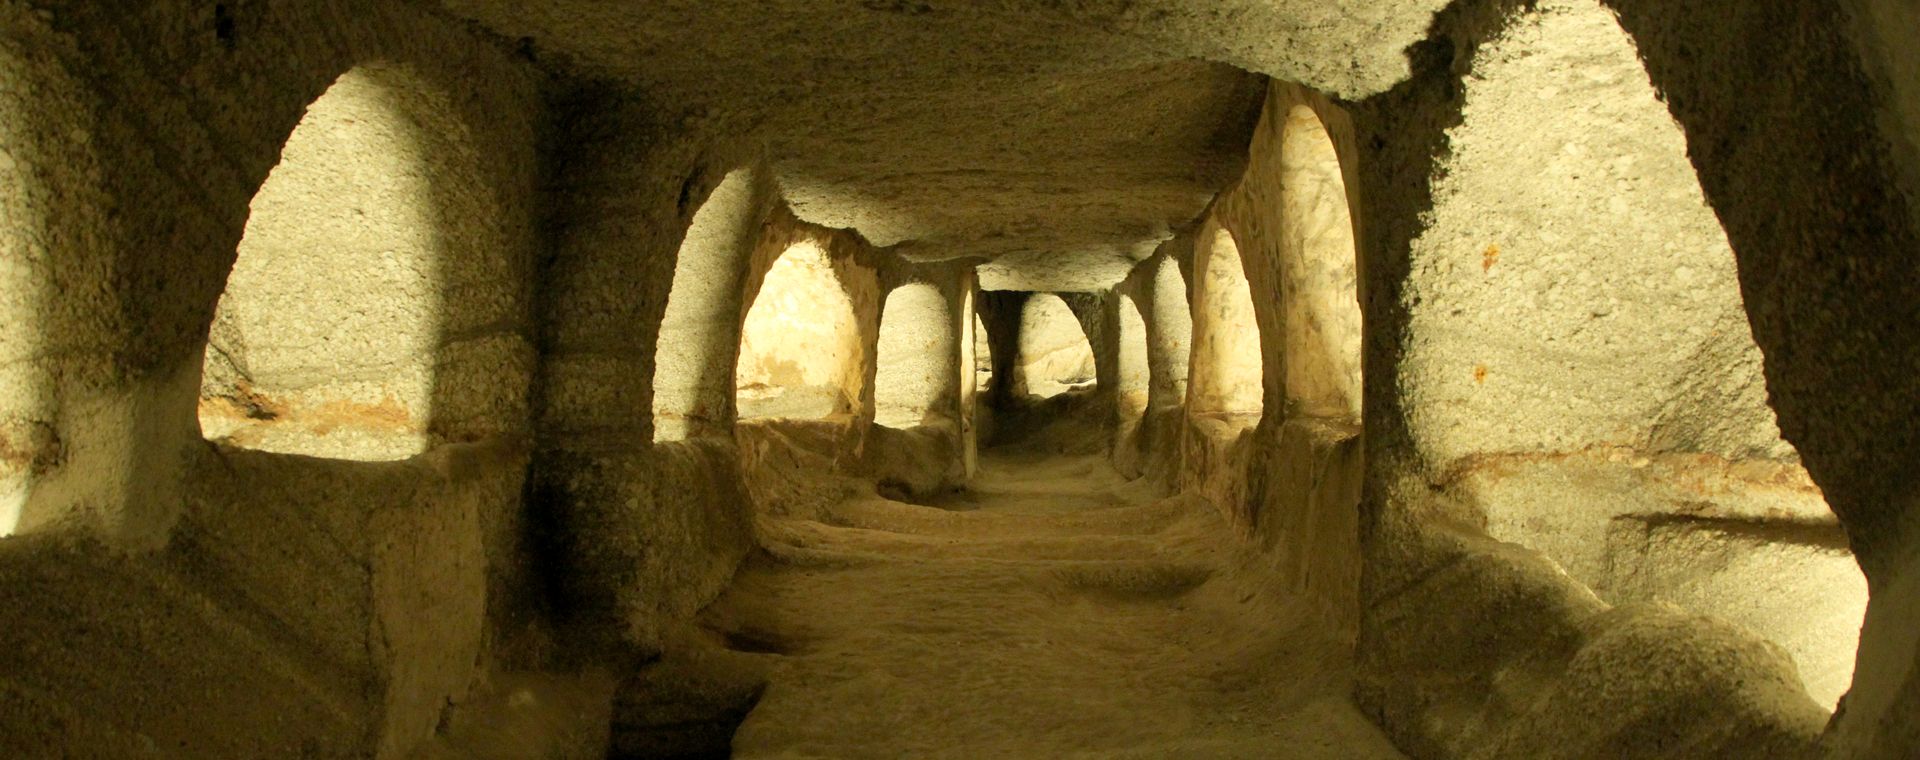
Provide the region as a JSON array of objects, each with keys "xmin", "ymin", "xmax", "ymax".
[{"xmin": 198, "ymin": 64, "xmax": 530, "ymax": 463}]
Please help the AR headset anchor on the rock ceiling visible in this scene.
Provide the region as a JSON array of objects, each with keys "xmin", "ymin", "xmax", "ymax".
[{"xmin": 436, "ymin": 0, "xmax": 1446, "ymax": 290}]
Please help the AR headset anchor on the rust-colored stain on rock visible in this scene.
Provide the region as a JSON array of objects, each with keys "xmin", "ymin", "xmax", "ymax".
[
  {"xmin": 1482, "ymin": 243, "xmax": 1500, "ymax": 272},
  {"xmin": 1473, "ymin": 365, "xmax": 1488, "ymax": 384}
]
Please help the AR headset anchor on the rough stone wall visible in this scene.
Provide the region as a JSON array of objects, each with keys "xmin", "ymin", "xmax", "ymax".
[
  {"xmin": 199, "ymin": 63, "xmax": 536, "ymax": 462},
  {"xmin": 1186, "ymin": 221, "xmax": 1265, "ymax": 418},
  {"xmin": 1109, "ymin": 291, "xmax": 1151, "ymax": 477},
  {"xmin": 1344, "ymin": 0, "xmax": 1876, "ymax": 754},
  {"xmin": 1012, "ymin": 293, "xmax": 1098, "ymax": 400},
  {"xmin": 0, "ymin": 6, "xmax": 110, "ymax": 537},
  {"xmin": 1599, "ymin": 0, "xmax": 1920, "ymax": 754},
  {"xmin": 1172, "ymin": 81, "xmax": 1369, "ymax": 633},
  {"xmin": 873, "ymin": 279, "xmax": 959, "ymax": 430},
  {"xmin": 1386, "ymin": 0, "xmax": 1860, "ymax": 708},
  {"xmin": 1398, "ymin": 0, "xmax": 1787, "ymax": 467},
  {"xmin": 0, "ymin": 2, "xmax": 546, "ymax": 756},
  {"xmin": 653, "ymin": 165, "xmax": 779, "ymax": 442}
]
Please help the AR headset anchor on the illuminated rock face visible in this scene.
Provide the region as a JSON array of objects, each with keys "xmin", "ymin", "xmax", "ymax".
[
  {"xmin": 1, "ymin": 0, "xmax": 1918, "ymax": 757},
  {"xmin": 736, "ymin": 239, "xmax": 865, "ymax": 422},
  {"xmin": 1012, "ymin": 294, "xmax": 1097, "ymax": 401}
]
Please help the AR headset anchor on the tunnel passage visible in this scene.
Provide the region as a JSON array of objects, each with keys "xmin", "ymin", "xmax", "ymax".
[{"xmin": 2, "ymin": 1, "xmax": 1916, "ymax": 758}]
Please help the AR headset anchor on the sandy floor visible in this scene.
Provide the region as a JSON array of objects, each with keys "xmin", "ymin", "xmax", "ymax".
[{"xmin": 700, "ymin": 451, "xmax": 1407, "ymax": 759}]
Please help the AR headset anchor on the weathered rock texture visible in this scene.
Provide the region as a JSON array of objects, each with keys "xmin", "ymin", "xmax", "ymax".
[
  {"xmin": 0, "ymin": 2, "xmax": 547, "ymax": 757},
  {"xmin": 1345, "ymin": 0, "xmax": 1910, "ymax": 755},
  {"xmin": 1012, "ymin": 293, "xmax": 1099, "ymax": 400},
  {"xmin": 2, "ymin": 0, "xmax": 1918, "ymax": 757},
  {"xmin": 199, "ymin": 64, "xmax": 535, "ymax": 462},
  {"xmin": 653, "ymin": 166, "xmax": 778, "ymax": 442}
]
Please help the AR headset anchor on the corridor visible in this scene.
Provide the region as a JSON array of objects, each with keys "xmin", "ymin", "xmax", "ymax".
[
  {"xmin": 0, "ymin": 0, "xmax": 1913, "ymax": 757},
  {"xmin": 706, "ymin": 452, "xmax": 1404, "ymax": 759}
]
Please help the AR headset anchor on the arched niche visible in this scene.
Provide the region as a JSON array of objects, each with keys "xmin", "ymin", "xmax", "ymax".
[
  {"xmin": 874, "ymin": 282, "xmax": 954, "ymax": 429},
  {"xmin": 1188, "ymin": 223, "xmax": 1263, "ymax": 420},
  {"xmin": 973, "ymin": 312, "xmax": 994, "ymax": 396},
  {"xmin": 653, "ymin": 168, "xmax": 767, "ymax": 442},
  {"xmin": 1399, "ymin": 0, "xmax": 1862, "ymax": 708},
  {"xmin": 1013, "ymin": 294, "xmax": 1096, "ymax": 400},
  {"xmin": 1116, "ymin": 293, "xmax": 1151, "ymax": 422},
  {"xmin": 198, "ymin": 65, "xmax": 521, "ymax": 462},
  {"xmin": 1147, "ymin": 255, "xmax": 1193, "ymax": 409},
  {"xmin": 1278, "ymin": 105, "xmax": 1362, "ymax": 422},
  {"xmin": 736, "ymin": 240, "xmax": 863, "ymax": 421}
]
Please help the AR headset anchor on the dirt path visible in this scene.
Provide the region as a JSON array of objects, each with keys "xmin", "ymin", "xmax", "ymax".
[{"xmin": 697, "ymin": 451, "xmax": 1407, "ymax": 759}]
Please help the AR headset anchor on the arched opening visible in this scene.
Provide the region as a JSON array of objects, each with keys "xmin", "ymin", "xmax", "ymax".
[
  {"xmin": 973, "ymin": 312, "xmax": 994, "ymax": 397},
  {"xmin": 1278, "ymin": 105, "xmax": 1362, "ymax": 422},
  {"xmin": 1012, "ymin": 293, "xmax": 1096, "ymax": 400},
  {"xmin": 1147, "ymin": 255, "xmax": 1192, "ymax": 410},
  {"xmin": 1396, "ymin": 0, "xmax": 1864, "ymax": 709},
  {"xmin": 654, "ymin": 168, "xmax": 766, "ymax": 442},
  {"xmin": 1111, "ymin": 292, "xmax": 1153, "ymax": 475},
  {"xmin": 1187, "ymin": 224, "xmax": 1263, "ymax": 421},
  {"xmin": 736, "ymin": 240, "xmax": 863, "ymax": 421},
  {"xmin": 198, "ymin": 65, "xmax": 513, "ymax": 462},
  {"xmin": 874, "ymin": 282, "xmax": 953, "ymax": 429},
  {"xmin": 1115, "ymin": 294, "xmax": 1151, "ymax": 425}
]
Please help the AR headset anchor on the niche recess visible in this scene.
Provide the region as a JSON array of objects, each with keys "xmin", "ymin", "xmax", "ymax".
[
  {"xmin": 1400, "ymin": 0, "xmax": 1864, "ymax": 707},
  {"xmin": 1188, "ymin": 224, "xmax": 1263, "ymax": 421},
  {"xmin": 200, "ymin": 66, "xmax": 506, "ymax": 461},
  {"xmin": 1278, "ymin": 105, "xmax": 1362, "ymax": 422},
  {"xmin": 736, "ymin": 240, "xmax": 863, "ymax": 421},
  {"xmin": 654, "ymin": 168, "xmax": 763, "ymax": 442},
  {"xmin": 1147, "ymin": 255, "xmax": 1193, "ymax": 409},
  {"xmin": 874, "ymin": 282, "xmax": 953, "ymax": 429},
  {"xmin": 1116, "ymin": 294, "xmax": 1151, "ymax": 425},
  {"xmin": 1013, "ymin": 294, "xmax": 1096, "ymax": 400}
]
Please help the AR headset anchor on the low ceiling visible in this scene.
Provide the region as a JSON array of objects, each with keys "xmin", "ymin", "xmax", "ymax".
[{"xmin": 436, "ymin": 0, "xmax": 1445, "ymax": 291}]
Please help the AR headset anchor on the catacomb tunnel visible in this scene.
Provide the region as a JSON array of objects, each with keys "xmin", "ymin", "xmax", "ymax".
[{"xmin": 1, "ymin": 1, "xmax": 1918, "ymax": 757}]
